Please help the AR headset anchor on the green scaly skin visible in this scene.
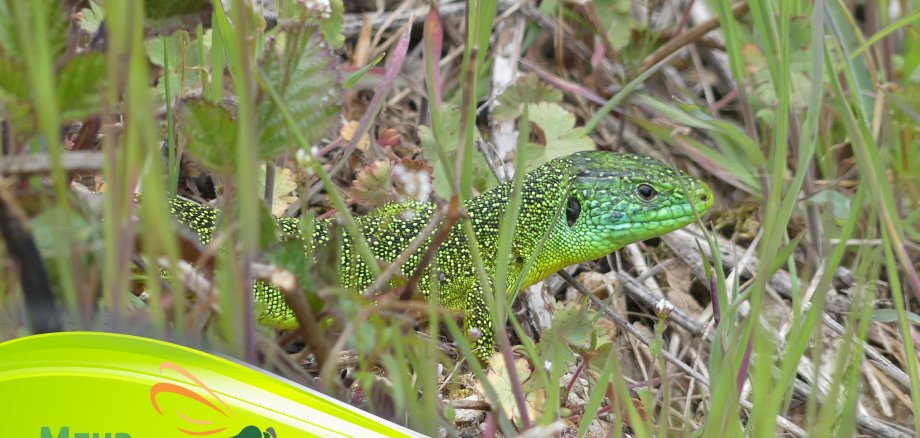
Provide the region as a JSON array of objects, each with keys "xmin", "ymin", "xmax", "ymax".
[{"xmin": 169, "ymin": 150, "xmax": 714, "ymax": 361}]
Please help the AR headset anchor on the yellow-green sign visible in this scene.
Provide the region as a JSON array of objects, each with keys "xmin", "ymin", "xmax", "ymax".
[{"xmin": 0, "ymin": 332, "xmax": 425, "ymax": 437}]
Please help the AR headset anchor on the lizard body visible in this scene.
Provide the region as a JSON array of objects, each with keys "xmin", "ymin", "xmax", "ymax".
[{"xmin": 169, "ymin": 151, "xmax": 714, "ymax": 360}]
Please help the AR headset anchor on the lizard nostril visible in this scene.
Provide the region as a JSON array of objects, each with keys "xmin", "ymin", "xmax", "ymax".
[{"xmin": 700, "ymin": 193, "xmax": 709, "ymax": 203}]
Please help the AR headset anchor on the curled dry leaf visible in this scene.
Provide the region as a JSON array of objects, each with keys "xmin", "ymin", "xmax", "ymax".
[{"xmin": 349, "ymin": 159, "xmax": 396, "ymax": 208}]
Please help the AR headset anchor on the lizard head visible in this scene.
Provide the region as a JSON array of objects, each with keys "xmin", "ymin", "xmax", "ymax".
[{"xmin": 554, "ymin": 150, "xmax": 714, "ymax": 262}]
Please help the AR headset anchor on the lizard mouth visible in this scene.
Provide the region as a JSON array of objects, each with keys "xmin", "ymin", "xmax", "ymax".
[{"xmin": 690, "ymin": 182, "xmax": 715, "ymax": 216}]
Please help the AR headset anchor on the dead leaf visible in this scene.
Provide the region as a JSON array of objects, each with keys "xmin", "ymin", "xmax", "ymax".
[
  {"xmin": 258, "ymin": 165, "xmax": 300, "ymax": 216},
  {"xmin": 349, "ymin": 159, "xmax": 396, "ymax": 208},
  {"xmin": 474, "ymin": 353, "xmax": 545, "ymax": 426},
  {"xmin": 341, "ymin": 120, "xmax": 370, "ymax": 152}
]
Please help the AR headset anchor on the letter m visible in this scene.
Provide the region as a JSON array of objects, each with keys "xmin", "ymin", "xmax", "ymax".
[{"xmin": 41, "ymin": 427, "xmax": 69, "ymax": 438}]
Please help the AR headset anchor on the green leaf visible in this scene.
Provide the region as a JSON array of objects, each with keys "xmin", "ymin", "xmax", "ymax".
[
  {"xmin": 537, "ymin": 302, "xmax": 595, "ymax": 369},
  {"xmin": 265, "ymin": 235, "xmax": 326, "ymax": 313},
  {"xmin": 0, "ymin": 57, "xmax": 33, "ymax": 141},
  {"xmin": 226, "ymin": 196, "xmax": 278, "ymax": 249},
  {"xmin": 318, "ymin": 0, "xmax": 345, "ymax": 49},
  {"xmin": 871, "ymin": 309, "xmax": 920, "ymax": 326},
  {"xmin": 146, "ymin": 30, "xmax": 208, "ymax": 103},
  {"xmin": 144, "ymin": 0, "xmax": 212, "ymax": 30},
  {"xmin": 0, "ymin": 0, "xmax": 68, "ymax": 63},
  {"xmin": 594, "ymin": 0, "xmax": 635, "ymax": 50},
  {"xmin": 740, "ymin": 17, "xmax": 820, "ymax": 125},
  {"xmin": 493, "ymin": 73, "xmax": 562, "ymax": 120},
  {"xmin": 78, "ymin": 0, "xmax": 104, "ymax": 33},
  {"xmin": 345, "ymin": 52, "xmax": 384, "ymax": 89},
  {"xmin": 523, "ymin": 102, "xmax": 594, "ymax": 169},
  {"xmin": 57, "ymin": 52, "xmax": 106, "ymax": 123},
  {"xmin": 0, "ymin": 0, "xmax": 74, "ymax": 143},
  {"xmin": 145, "ymin": 0, "xmax": 209, "ymax": 19},
  {"xmin": 807, "ymin": 189, "xmax": 853, "ymax": 221},
  {"xmin": 256, "ymin": 28, "xmax": 341, "ymax": 159},
  {"xmin": 418, "ymin": 107, "xmax": 498, "ymax": 197},
  {"xmin": 177, "ymin": 98, "xmax": 239, "ymax": 170}
]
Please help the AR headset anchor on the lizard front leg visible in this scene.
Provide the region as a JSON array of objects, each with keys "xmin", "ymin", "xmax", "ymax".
[{"xmin": 463, "ymin": 283, "xmax": 495, "ymax": 363}]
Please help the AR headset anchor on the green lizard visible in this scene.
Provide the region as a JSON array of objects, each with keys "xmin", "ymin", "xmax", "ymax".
[{"xmin": 169, "ymin": 150, "xmax": 714, "ymax": 361}]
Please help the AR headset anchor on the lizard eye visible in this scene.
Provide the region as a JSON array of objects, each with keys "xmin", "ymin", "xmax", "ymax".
[
  {"xmin": 637, "ymin": 184, "xmax": 658, "ymax": 201},
  {"xmin": 566, "ymin": 196, "xmax": 580, "ymax": 227}
]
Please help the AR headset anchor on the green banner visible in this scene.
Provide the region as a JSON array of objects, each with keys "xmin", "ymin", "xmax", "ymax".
[{"xmin": 0, "ymin": 332, "xmax": 425, "ymax": 437}]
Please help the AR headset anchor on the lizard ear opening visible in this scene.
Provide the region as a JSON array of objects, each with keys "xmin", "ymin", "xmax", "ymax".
[{"xmin": 566, "ymin": 196, "xmax": 581, "ymax": 227}]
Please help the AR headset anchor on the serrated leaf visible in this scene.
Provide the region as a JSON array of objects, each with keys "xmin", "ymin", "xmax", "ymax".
[
  {"xmin": 474, "ymin": 354, "xmax": 545, "ymax": 426},
  {"xmin": 177, "ymin": 98, "xmax": 238, "ymax": 170},
  {"xmin": 0, "ymin": 1, "xmax": 78, "ymax": 143},
  {"xmin": 349, "ymin": 160, "xmax": 397, "ymax": 208},
  {"xmin": 257, "ymin": 28, "xmax": 341, "ymax": 159},
  {"xmin": 741, "ymin": 17, "xmax": 819, "ymax": 125},
  {"xmin": 77, "ymin": 0, "xmax": 104, "ymax": 33},
  {"xmin": 57, "ymin": 52, "xmax": 106, "ymax": 122},
  {"xmin": 418, "ymin": 106, "xmax": 460, "ymax": 159},
  {"xmin": 595, "ymin": 0, "xmax": 635, "ymax": 50},
  {"xmin": 537, "ymin": 304, "xmax": 594, "ymax": 366},
  {"xmin": 494, "ymin": 73, "xmax": 562, "ymax": 120},
  {"xmin": 524, "ymin": 102, "xmax": 594, "ymax": 169}
]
